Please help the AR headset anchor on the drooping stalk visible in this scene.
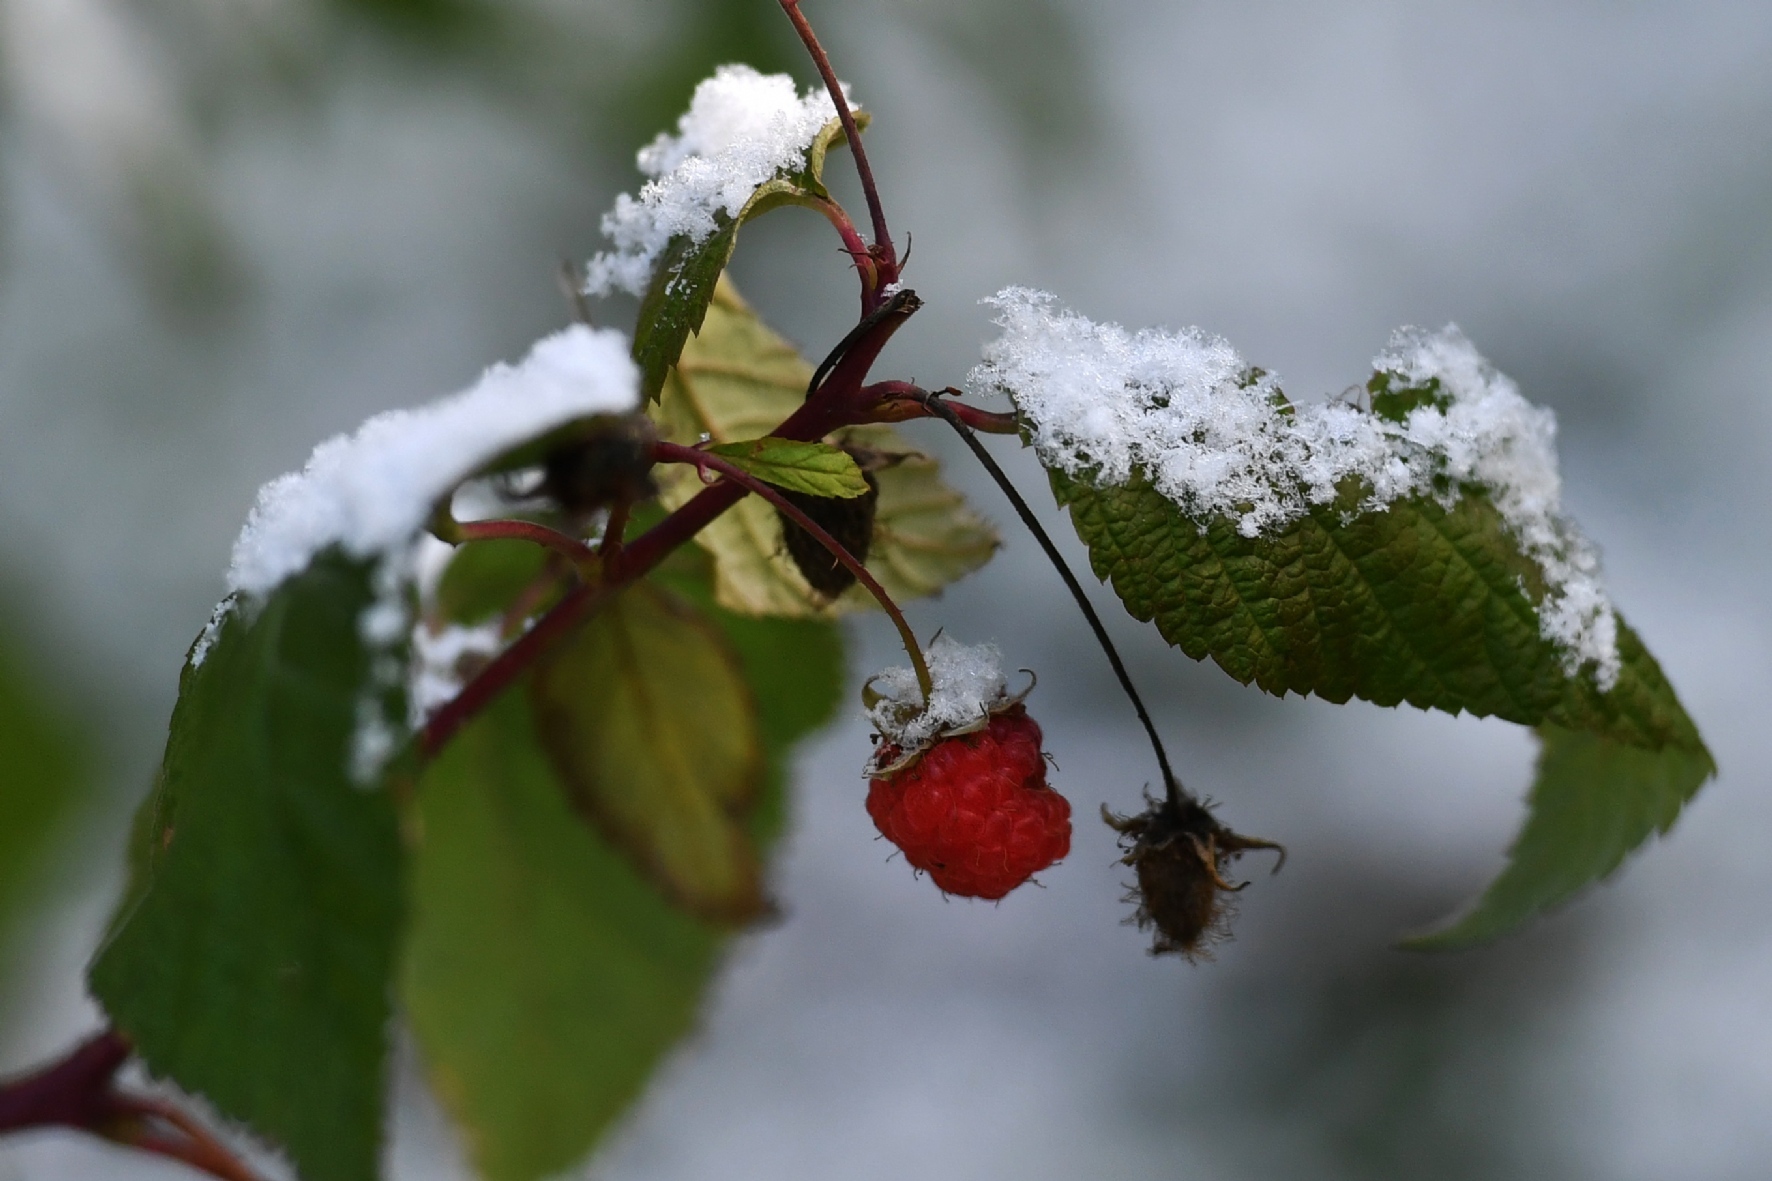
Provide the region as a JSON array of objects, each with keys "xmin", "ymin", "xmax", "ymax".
[
  {"xmin": 918, "ymin": 389, "xmax": 1187, "ymax": 806},
  {"xmin": 654, "ymin": 441, "xmax": 933, "ymax": 701}
]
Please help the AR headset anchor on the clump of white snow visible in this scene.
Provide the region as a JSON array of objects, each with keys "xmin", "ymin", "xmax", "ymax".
[
  {"xmin": 865, "ymin": 636, "xmax": 1015, "ymax": 767},
  {"xmin": 226, "ymin": 324, "xmax": 637, "ymax": 602},
  {"xmin": 969, "ymin": 289, "xmax": 1620, "ymax": 690},
  {"xmin": 584, "ymin": 64, "xmax": 853, "ymax": 297},
  {"xmin": 193, "ymin": 323, "xmax": 638, "ymax": 781}
]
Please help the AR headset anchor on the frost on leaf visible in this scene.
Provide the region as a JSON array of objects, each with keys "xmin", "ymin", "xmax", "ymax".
[
  {"xmin": 969, "ymin": 288, "xmax": 1618, "ymax": 688},
  {"xmin": 584, "ymin": 65, "xmax": 856, "ymax": 298},
  {"xmin": 863, "ymin": 636, "xmax": 1021, "ymax": 770}
]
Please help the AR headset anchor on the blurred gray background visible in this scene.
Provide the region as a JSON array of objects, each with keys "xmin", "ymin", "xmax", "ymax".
[{"xmin": 2, "ymin": 1, "xmax": 1769, "ymax": 1178}]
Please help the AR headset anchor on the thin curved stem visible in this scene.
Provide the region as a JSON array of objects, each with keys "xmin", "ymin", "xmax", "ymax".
[
  {"xmin": 779, "ymin": 1, "xmax": 896, "ymax": 288},
  {"xmin": 804, "ymin": 195, "xmax": 878, "ymax": 295},
  {"xmin": 454, "ymin": 519, "xmax": 598, "ymax": 572},
  {"xmin": 654, "ymin": 441, "xmax": 933, "ymax": 701},
  {"xmin": 919, "ymin": 390, "xmax": 1185, "ymax": 805}
]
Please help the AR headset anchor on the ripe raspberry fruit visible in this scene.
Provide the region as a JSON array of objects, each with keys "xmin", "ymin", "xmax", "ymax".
[{"xmin": 867, "ymin": 705, "xmax": 1072, "ymax": 899}]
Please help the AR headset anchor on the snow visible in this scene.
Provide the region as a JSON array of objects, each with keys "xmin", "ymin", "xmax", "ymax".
[
  {"xmin": 192, "ymin": 322, "xmax": 638, "ymax": 781},
  {"xmin": 226, "ymin": 323, "xmax": 638, "ymax": 601},
  {"xmin": 865, "ymin": 636, "xmax": 1014, "ymax": 765},
  {"xmin": 584, "ymin": 64, "xmax": 854, "ymax": 297},
  {"xmin": 409, "ymin": 620, "xmax": 506, "ymax": 727},
  {"xmin": 969, "ymin": 288, "xmax": 1620, "ymax": 690}
]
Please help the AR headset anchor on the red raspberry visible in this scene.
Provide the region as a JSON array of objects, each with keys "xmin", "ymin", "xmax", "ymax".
[{"xmin": 867, "ymin": 705, "xmax": 1072, "ymax": 899}]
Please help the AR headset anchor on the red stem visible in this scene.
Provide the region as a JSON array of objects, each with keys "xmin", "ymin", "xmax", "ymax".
[
  {"xmin": 0, "ymin": 1030, "xmax": 266, "ymax": 1181},
  {"xmin": 418, "ymin": 248, "xmax": 923, "ymax": 758},
  {"xmin": 654, "ymin": 442, "xmax": 933, "ymax": 698},
  {"xmin": 779, "ymin": 1, "xmax": 897, "ymax": 302},
  {"xmin": 806, "ymin": 195, "xmax": 878, "ymax": 296},
  {"xmin": 455, "ymin": 519, "xmax": 597, "ymax": 571}
]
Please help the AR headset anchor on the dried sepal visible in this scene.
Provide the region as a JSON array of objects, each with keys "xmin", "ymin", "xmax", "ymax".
[{"xmin": 1102, "ymin": 793, "xmax": 1283, "ymax": 960}]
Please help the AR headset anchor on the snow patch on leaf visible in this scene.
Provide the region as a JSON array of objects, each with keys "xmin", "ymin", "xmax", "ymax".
[
  {"xmin": 226, "ymin": 324, "xmax": 637, "ymax": 602},
  {"xmin": 192, "ymin": 324, "xmax": 637, "ymax": 781},
  {"xmin": 584, "ymin": 64, "xmax": 853, "ymax": 297},
  {"xmin": 971, "ymin": 288, "xmax": 1619, "ymax": 690}
]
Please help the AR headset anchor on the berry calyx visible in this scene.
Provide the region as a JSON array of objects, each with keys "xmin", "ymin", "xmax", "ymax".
[{"xmin": 868, "ymin": 705, "xmax": 1072, "ymax": 900}]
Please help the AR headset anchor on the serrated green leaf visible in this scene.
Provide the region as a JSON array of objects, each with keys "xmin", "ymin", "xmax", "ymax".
[
  {"xmin": 529, "ymin": 583, "xmax": 766, "ymax": 924},
  {"xmin": 632, "ymin": 113, "xmax": 868, "ymax": 402},
  {"xmin": 706, "ymin": 437, "xmax": 870, "ymax": 498},
  {"xmin": 1404, "ymin": 725, "xmax": 1713, "ymax": 949},
  {"xmin": 88, "ymin": 553, "xmax": 404, "ymax": 1181},
  {"xmin": 0, "ymin": 616, "xmax": 88, "ymax": 990},
  {"xmin": 402, "ymin": 563, "xmax": 840, "ymax": 1181},
  {"xmin": 651, "ymin": 277, "xmax": 997, "ymax": 617},
  {"xmin": 1048, "ymin": 451, "xmax": 1710, "ymax": 944}
]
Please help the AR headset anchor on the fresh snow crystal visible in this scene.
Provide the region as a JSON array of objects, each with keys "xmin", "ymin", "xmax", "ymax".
[
  {"xmin": 584, "ymin": 64, "xmax": 853, "ymax": 297},
  {"xmin": 969, "ymin": 288, "xmax": 1620, "ymax": 689},
  {"xmin": 865, "ymin": 636, "xmax": 1013, "ymax": 761}
]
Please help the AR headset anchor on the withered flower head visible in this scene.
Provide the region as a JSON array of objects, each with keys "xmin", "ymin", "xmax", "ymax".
[{"xmin": 1102, "ymin": 792, "xmax": 1284, "ymax": 960}]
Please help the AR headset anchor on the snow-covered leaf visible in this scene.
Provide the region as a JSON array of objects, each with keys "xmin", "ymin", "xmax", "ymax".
[
  {"xmin": 705, "ymin": 437, "xmax": 871, "ymax": 498},
  {"xmin": 88, "ymin": 552, "xmax": 405, "ymax": 1181},
  {"xmin": 587, "ymin": 63, "xmax": 868, "ymax": 400},
  {"xmin": 651, "ymin": 278, "xmax": 996, "ymax": 617},
  {"xmin": 0, "ymin": 614, "xmax": 89, "ymax": 983},
  {"xmin": 217, "ymin": 324, "xmax": 635, "ymax": 626},
  {"xmin": 529, "ymin": 583, "xmax": 766, "ymax": 924},
  {"xmin": 977, "ymin": 290, "xmax": 1712, "ymax": 943},
  {"xmin": 403, "ymin": 567, "xmax": 841, "ymax": 1181}
]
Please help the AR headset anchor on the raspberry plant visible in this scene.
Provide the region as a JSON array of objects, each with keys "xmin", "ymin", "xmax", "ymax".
[{"xmin": 0, "ymin": 3, "xmax": 1713, "ymax": 1179}]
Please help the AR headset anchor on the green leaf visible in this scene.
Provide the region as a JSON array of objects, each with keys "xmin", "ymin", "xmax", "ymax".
[
  {"xmin": 435, "ymin": 537, "xmax": 553, "ymax": 626},
  {"xmin": 1048, "ymin": 463, "xmax": 1711, "ymax": 944},
  {"xmin": 401, "ymin": 563, "xmax": 840, "ymax": 1181},
  {"xmin": 0, "ymin": 616, "xmax": 88, "ymax": 984},
  {"xmin": 88, "ymin": 553, "xmax": 405, "ymax": 1181},
  {"xmin": 632, "ymin": 113, "xmax": 869, "ymax": 402},
  {"xmin": 705, "ymin": 437, "xmax": 870, "ymax": 498},
  {"xmin": 529, "ymin": 583, "xmax": 766, "ymax": 924},
  {"xmin": 1405, "ymin": 725, "xmax": 1713, "ymax": 949},
  {"xmin": 651, "ymin": 277, "xmax": 997, "ymax": 617}
]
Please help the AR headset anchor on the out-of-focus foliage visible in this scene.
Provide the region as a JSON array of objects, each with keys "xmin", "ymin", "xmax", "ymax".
[
  {"xmin": 88, "ymin": 554, "xmax": 404, "ymax": 1181},
  {"xmin": 402, "ymin": 557, "xmax": 843, "ymax": 1181},
  {"xmin": 0, "ymin": 612, "xmax": 88, "ymax": 989}
]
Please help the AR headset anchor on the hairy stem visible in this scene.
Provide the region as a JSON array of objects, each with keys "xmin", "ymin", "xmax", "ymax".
[
  {"xmin": 779, "ymin": 1, "xmax": 896, "ymax": 295},
  {"xmin": 654, "ymin": 441, "xmax": 933, "ymax": 701},
  {"xmin": 919, "ymin": 389, "xmax": 1186, "ymax": 805}
]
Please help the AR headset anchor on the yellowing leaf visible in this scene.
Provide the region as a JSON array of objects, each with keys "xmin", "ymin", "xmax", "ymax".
[
  {"xmin": 529, "ymin": 583, "xmax": 766, "ymax": 924},
  {"xmin": 651, "ymin": 277, "xmax": 997, "ymax": 617}
]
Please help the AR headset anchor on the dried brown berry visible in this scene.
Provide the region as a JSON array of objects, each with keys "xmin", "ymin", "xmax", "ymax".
[
  {"xmin": 776, "ymin": 467, "xmax": 880, "ymax": 597},
  {"xmin": 1102, "ymin": 793, "xmax": 1283, "ymax": 960}
]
